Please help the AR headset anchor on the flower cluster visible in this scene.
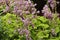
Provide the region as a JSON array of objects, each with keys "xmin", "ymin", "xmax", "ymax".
[
  {"xmin": 0, "ymin": 0, "xmax": 4, "ymax": 5},
  {"xmin": 18, "ymin": 28, "xmax": 32, "ymax": 40},
  {"xmin": 42, "ymin": 5, "xmax": 53, "ymax": 19},
  {"xmin": 13, "ymin": 0, "xmax": 39, "ymax": 16},
  {"xmin": 51, "ymin": 28, "xmax": 57, "ymax": 36},
  {"xmin": 1, "ymin": 0, "xmax": 10, "ymax": 13},
  {"xmin": 11, "ymin": 0, "xmax": 37, "ymax": 40},
  {"xmin": 47, "ymin": 0, "xmax": 56, "ymax": 12}
]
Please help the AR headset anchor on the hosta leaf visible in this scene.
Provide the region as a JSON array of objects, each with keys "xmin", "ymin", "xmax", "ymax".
[
  {"xmin": 37, "ymin": 16, "xmax": 48, "ymax": 23},
  {"xmin": 43, "ymin": 30, "xmax": 50, "ymax": 34},
  {"xmin": 32, "ymin": 18, "xmax": 37, "ymax": 23},
  {"xmin": 55, "ymin": 27, "xmax": 60, "ymax": 33},
  {"xmin": 49, "ymin": 38, "xmax": 59, "ymax": 40},
  {"xmin": 56, "ymin": 18, "xmax": 60, "ymax": 25},
  {"xmin": 9, "ymin": 34, "xmax": 13, "ymax": 37},
  {"xmin": 37, "ymin": 31, "xmax": 44, "ymax": 38},
  {"xmin": 37, "ymin": 31, "xmax": 48, "ymax": 39},
  {"xmin": 39, "ymin": 24, "xmax": 49, "ymax": 29},
  {"xmin": 44, "ymin": 34, "xmax": 49, "ymax": 38}
]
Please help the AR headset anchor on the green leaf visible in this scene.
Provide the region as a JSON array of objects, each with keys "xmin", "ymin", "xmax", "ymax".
[
  {"xmin": 55, "ymin": 27, "xmax": 60, "ymax": 33},
  {"xmin": 49, "ymin": 38, "xmax": 59, "ymax": 40},
  {"xmin": 37, "ymin": 31, "xmax": 44, "ymax": 38},
  {"xmin": 37, "ymin": 31, "xmax": 49, "ymax": 39},
  {"xmin": 39, "ymin": 24, "xmax": 49, "ymax": 29},
  {"xmin": 37, "ymin": 16, "xmax": 48, "ymax": 23}
]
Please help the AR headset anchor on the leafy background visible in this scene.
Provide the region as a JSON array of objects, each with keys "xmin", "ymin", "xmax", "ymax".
[{"xmin": 0, "ymin": 0, "xmax": 60, "ymax": 40}]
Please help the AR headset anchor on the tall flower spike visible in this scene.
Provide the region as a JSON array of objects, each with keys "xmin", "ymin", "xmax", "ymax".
[
  {"xmin": 5, "ymin": 0, "xmax": 10, "ymax": 6},
  {"xmin": 48, "ymin": 0, "xmax": 56, "ymax": 13},
  {"xmin": 2, "ymin": 0, "xmax": 10, "ymax": 13},
  {"xmin": 13, "ymin": 0, "xmax": 39, "ymax": 16},
  {"xmin": 42, "ymin": 5, "xmax": 53, "ymax": 19}
]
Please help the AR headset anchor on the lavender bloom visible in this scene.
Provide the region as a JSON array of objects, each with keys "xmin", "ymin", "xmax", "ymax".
[
  {"xmin": 56, "ymin": 1, "xmax": 60, "ymax": 4},
  {"xmin": 50, "ymin": 0, "xmax": 56, "ymax": 10},
  {"xmin": 42, "ymin": 5, "xmax": 53, "ymax": 19},
  {"xmin": 13, "ymin": 6, "xmax": 18, "ymax": 13},
  {"xmin": 1, "ymin": 0, "xmax": 10, "ymax": 13},
  {"xmin": 18, "ymin": 28, "xmax": 32, "ymax": 40},
  {"xmin": 0, "ymin": 0, "xmax": 37, "ymax": 40},
  {"xmin": 13, "ymin": 1, "xmax": 36, "ymax": 36},
  {"xmin": 1, "ymin": 0, "xmax": 39, "ymax": 15},
  {"xmin": 44, "ymin": 12, "xmax": 53, "ymax": 19},
  {"xmin": 5, "ymin": 0, "xmax": 10, "ymax": 6},
  {"xmin": 3, "ymin": 5, "xmax": 10, "ymax": 13},
  {"xmin": 36, "ymin": 10, "xmax": 40, "ymax": 13},
  {"xmin": 0, "ymin": 0, "xmax": 5, "ymax": 5},
  {"xmin": 13, "ymin": 0, "xmax": 39, "ymax": 15},
  {"xmin": 48, "ymin": 0, "xmax": 56, "ymax": 12},
  {"xmin": 25, "ymin": 11, "xmax": 30, "ymax": 14},
  {"xmin": 24, "ymin": 29, "xmax": 30, "ymax": 36},
  {"xmin": 18, "ymin": 29, "xmax": 30, "ymax": 36},
  {"xmin": 0, "ymin": 0, "xmax": 3, "ymax": 3},
  {"xmin": 51, "ymin": 28, "xmax": 57, "ymax": 36},
  {"xmin": 22, "ymin": 18, "xmax": 31, "ymax": 28},
  {"xmin": 48, "ymin": 0, "xmax": 52, "ymax": 3}
]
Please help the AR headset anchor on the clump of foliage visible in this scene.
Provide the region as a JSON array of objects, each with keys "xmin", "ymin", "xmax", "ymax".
[
  {"xmin": 0, "ymin": 13, "xmax": 23, "ymax": 40},
  {"xmin": 0, "ymin": 0, "xmax": 60, "ymax": 40},
  {"xmin": 31, "ymin": 15, "xmax": 60, "ymax": 40}
]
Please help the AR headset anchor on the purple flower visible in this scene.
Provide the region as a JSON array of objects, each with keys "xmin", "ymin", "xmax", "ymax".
[
  {"xmin": 48, "ymin": 0, "xmax": 56, "ymax": 11},
  {"xmin": 13, "ymin": 6, "xmax": 18, "ymax": 13},
  {"xmin": 42, "ymin": 5, "xmax": 53, "ymax": 19},
  {"xmin": 0, "ymin": 0, "xmax": 4, "ymax": 3},
  {"xmin": 3, "ymin": 5, "xmax": 10, "ymax": 13},
  {"xmin": 48, "ymin": 0, "xmax": 52, "ymax": 3},
  {"xmin": 51, "ymin": 28, "xmax": 57, "ymax": 36},
  {"xmin": 13, "ymin": 0, "xmax": 38, "ymax": 15}
]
